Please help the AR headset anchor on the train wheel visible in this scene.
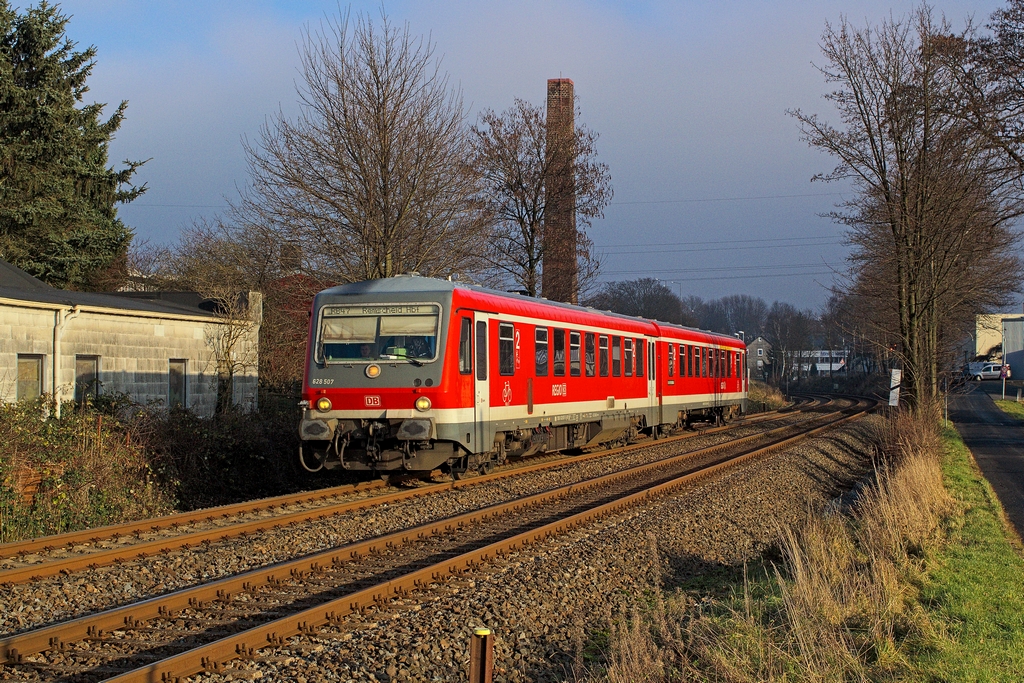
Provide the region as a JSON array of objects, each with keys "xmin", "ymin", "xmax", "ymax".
[{"xmin": 479, "ymin": 461, "xmax": 494, "ymax": 475}]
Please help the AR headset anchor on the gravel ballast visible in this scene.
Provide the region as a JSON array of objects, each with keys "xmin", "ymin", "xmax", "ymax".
[{"xmin": 186, "ymin": 414, "xmax": 880, "ymax": 683}]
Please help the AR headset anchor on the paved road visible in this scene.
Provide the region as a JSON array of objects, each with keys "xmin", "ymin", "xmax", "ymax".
[{"xmin": 949, "ymin": 382, "xmax": 1024, "ymax": 539}]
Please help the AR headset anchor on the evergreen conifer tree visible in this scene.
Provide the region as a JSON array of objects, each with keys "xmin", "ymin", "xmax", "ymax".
[{"xmin": 0, "ymin": 1, "xmax": 146, "ymax": 290}]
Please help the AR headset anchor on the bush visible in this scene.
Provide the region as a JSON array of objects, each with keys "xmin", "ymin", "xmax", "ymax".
[{"xmin": 0, "ymin": 389, "xmax": 351, "ymax": 541}]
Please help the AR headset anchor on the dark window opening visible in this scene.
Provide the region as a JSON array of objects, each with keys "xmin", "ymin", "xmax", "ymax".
[
  {"xmin": 585, "ymin": 333, "xmax": 596, "ymax": 377},
  {"xmin": 535, "ymin": 327, "xmax": 549, "ymax": 376},
  {"xmin": 476, "ymin": 321, "xmax": 487, "ymax": 381},
  {"xmin": 570, "ymin": 331, "xmax": 581, "ymax": 377},
  {"xmin": 636, "ymin": 339, "xmax": 644, "ymax": 378},
  {"xmin": 599, "ymin": 336, "xmax": 609, "ymax": 377},
  {"xmin": 499, "ymin": 323, "xmax": 515, "ymax": 376},
  {"xmin": 624, "ymin": 338, "xmax": 633, "ymax": 377},
  {"xmin": 169, "ymin": 359, "xmax": 186, "ymax": 407},
  {"xmin": 667, "ymin": 343, "xmax": 675, "ymax": 377},
  {"xmin": 679, "ymin": 344, "xmax": 686, "ymax": 377},
  {"xmin": 75, "ymin": 355, "xmax": 99, "ymax": 403},
  {"xmin": 553, "ymin": 329, "xmax": 566, "ymax": 377},
  {"xmin": 612, "ymin": 337, "xmax": 621, "ymax": 377},
  {"xmin": 459, "ymin": 317, "xmax": 472, "ymax": 375}
]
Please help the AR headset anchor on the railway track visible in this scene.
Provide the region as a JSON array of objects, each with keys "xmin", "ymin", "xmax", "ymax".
[
  {"xmin": 0, "ymin": 398, "xmax": 824, "ymax": 585},
  {"xmin": 0, "ymin": 395, "xmax": 872, "ymax": 683}
]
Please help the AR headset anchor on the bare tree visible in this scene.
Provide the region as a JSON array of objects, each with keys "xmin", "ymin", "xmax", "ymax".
[
  {"xmin": 585, "ymin": 278, "xmax": 689, "ymax": 324},
  {"xmin": 791, "ymin": 6, "xmax": 1024, "ymax": 407},
  {"xmin": 469, "ymin": 98, "xmax": 612, "ymax": 298},
  {"xmin": 238, "ymin": 9, "xmax": 486, "ymax": 283}
]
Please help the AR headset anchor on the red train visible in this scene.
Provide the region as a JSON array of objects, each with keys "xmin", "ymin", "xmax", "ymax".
[{"xmin": 299, "ymin": 275, "xmax": 748, "ymax": 476}]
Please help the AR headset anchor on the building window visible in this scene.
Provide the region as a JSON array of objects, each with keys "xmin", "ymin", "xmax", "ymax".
[
  {"xmin": 599, "ymin": 336, "xmax": 609, "ymax": 377},
  {"xmin": 636, "ymin": 339, "xmax": 644, "ymax": 378},
  {"xmin": 553, "ymin": 329, "xmax": 566, "ymax": 377},
  {"xmin": 17, "ymin": 355, "xmax": 43, "ymax": 401},
  {"xmin": 75, "ymin": 355, "xmax": 99, "ymax": 403},
  {"xmin": 757, "ymin": 348, "xmax": 764, "ymax": 357},
  {"xmin": 612, "ymin": 337, "xmax": 621, "ymax": 377},
  {"xmin": 535, "ymin": 327, "xmax": 549, "ymax": 376},
  {"xmin": 169, "ymin": 359, "xmax": 187, "ymax": 407},
  {"xmin": 569, "ymin": 331, "xmax": 581, "ymax": 377},
  {"xmin": 499, "ymin": 323, "xmax": 515, "ymax": 376},
  {"xmin": 585, "ymin": 333, "xmax": 596, "ymax": 377}
]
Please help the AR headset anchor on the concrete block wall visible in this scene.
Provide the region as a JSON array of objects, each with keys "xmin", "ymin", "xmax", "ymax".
[{"xmin": 0, "ymin": 299, "xmax": 259, "ymax": 416}]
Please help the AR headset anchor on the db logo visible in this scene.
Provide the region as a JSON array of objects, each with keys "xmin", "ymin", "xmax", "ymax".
[{"xmin": 364, "ymin": 395, "xmax": 382, "ymax": 407}]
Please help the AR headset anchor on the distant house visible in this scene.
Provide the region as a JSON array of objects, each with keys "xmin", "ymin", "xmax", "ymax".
[
  {"xmin": 796, "ymin": 349, "xmax": 849, "ymax": 375},
  {"xmin": 747, "ymin": 336, "xmax": 772, "ymax": 380},
  {"xmin": 0, "ymin": 259, "xmax": 259, "ymax": 416}
]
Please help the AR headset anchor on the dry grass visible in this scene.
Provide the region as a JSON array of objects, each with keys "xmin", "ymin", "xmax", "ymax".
[
  {"xmin": 581, "ymin": 407, "xmax": 956, "ymax": 682},
  {"xmin": 748, "ymin": 381, "xmax": 788, "ymax": 412}
]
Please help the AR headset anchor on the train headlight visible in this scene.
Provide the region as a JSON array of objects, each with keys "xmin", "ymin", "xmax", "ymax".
[
  {"xmin": 415, "ymin": 396, "xmax": 431, "ymax": 412},
  {"xmin": 365, "ymin": 364, "xmax": 381, "ymax": 378},
  {"xmin": 316, "ymin": 397, "xmax": 332, "ymax": 412}
]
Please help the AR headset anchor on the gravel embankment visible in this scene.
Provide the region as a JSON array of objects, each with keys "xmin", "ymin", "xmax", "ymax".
[
  {"xmin": 186, "ymin": 414, "xmax": 880, "ymax": 683},
  {"xmin": 0, "ymin": 414, "xmax": 815, "ymax": 637}
]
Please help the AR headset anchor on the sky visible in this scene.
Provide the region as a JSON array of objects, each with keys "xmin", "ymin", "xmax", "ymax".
[{"xmin": 50, "ymin": 0, "xmax": 1007, "ymax": 311}]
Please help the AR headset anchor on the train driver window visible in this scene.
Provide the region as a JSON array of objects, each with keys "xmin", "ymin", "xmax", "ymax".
[
  {"xmin": 459, "ymin": 317, "xmax": 472, "ymax": 375},
  {"xmin": 553, "ymin": 329, "xmax": 566, "ymax": 376},
  {"xmin": 636, "ymin": 339, "xmax": 644, "ymax": 377},
  {"xmin": 667, "ymin": 343, "xmax": 675, "ymax": 377},
  {"xmin": 585, "ymin": 333, "xmax": 596, "ymax": 377},
  {"xmin": 612, "ymin": 337, "xmax": 621, "ymax": 377},
  {"xmin": 624, "ymin": 338, "xmax": 633, "ymax": 377},
  {"xmin": 476, "ymin": 321, "xmax": 487, "ymax": 381},
  {"xmin": 570, "ymin": 332, "xmax": 581, "ymax": 376},
  {"xmin": 499, "ymin": 323, "xmax": 515, "ymax": 376},
  {"xmin": 535, "ymin": 327, "xmax": 549, "ymax": 377},
  {"xmin": 599, "ymin": 336, "xmax": 609, "ymax": 377}
]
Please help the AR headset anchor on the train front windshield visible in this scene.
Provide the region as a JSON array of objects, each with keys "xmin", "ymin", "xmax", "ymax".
[{"xmin": 319, "ymin": 304, "xmax": 440, "ymax": 363}]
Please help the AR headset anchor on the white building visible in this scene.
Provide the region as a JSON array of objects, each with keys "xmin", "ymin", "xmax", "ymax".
[{"xmin": 0, "ymin": 259, "xmax": 259, "ymax": 416}]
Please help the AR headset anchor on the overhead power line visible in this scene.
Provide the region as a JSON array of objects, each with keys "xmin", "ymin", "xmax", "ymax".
[{"xmin": 608, "ymin": 191, "xmax": 845, "ymax": 206}]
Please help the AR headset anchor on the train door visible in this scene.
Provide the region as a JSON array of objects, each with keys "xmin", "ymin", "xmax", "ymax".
[
  {"xmin": 473, "ymin": 314, "xmax": 492, "ymax": 453},
  {"xmin": 647, "ymin": 339, "xmax": 659, "ymax": 423}
]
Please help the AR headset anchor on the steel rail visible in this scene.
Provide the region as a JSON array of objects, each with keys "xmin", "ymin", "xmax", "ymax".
[
  {"xmin": 0, "ymin": 396, "xmax": 864, "ymax": 675},
  {"xmin": 0, "ymin": 400, "xmax": 819, "ymax": 584},
  {"xmin": 102, "ymin": 398, "xmax": 874, "ymax": 683}
]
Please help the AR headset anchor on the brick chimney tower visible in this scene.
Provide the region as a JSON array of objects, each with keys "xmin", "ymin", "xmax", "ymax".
[{"xmin": 542, "ymin": 78, "xmax": 578, "ymax": 304}]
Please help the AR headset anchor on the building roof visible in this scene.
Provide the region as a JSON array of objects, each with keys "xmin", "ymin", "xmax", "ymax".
[{"xmin": 0, "ymin": 259, "xmax": 217, "ymax": 318}]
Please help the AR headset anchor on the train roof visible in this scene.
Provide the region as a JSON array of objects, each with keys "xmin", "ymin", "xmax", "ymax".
[{"xmin": 316, "ymin": 274, "xmax": 744, "ymax": 347}]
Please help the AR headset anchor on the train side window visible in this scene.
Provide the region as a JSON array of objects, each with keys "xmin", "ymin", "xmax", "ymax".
[
  {"xmin": 711, "ymin": 348, "xmax": 717, "ymax": 378},
  {"xmin": 585, "ymin": 333, "xmax": 596, "ymax": 377},
  {"xmin": 476, "ymin": 321, "xmax": 487, "ymax": 381},
  {"xmin": 553, "ymin": 329, "xmax": 566, "ymax": 376},
  {"xmin": 599, "ymin": 336, "xmax": 609, "ymax": 377},
  {"xmin": 636, "ymin": 339, "xmax": 644, "ymax": 378},
  {"xmin": 535, "ymin": 327, "xmax": 549, "ymax": 377},
  {"xmin": 612, "ymin": 337, "xmax": 621, "ymax": 377},
  {"xmin": 459, "ymin": 317, "xmax": 472, "ymax": 375},
  {"xmin": 667, "ymin": 343, "xmax": 675, "ymax": 377},
  {"xmin": 679, "ymin": 344, "xmax": 686, "ymax": 377},
  {"xmin": 569, "ymin": 331, "xmax": 581, "ymax": 377},
  {"xmin": 693, "ymin": 346, "xmax": 699, "ymax": 377},
  {"xmin": 624, "ymin": 338, "xmax": 633, "ymax": 377},
  {"xmin": 499, "ymin": 323, "xmax": 515, "ymax": 376},
  {"xmin": 727, "ymin": 351, "xmax": 733, "ymax": 378},
  {"xmin": 701, "ymin": 347, "xmax": 707, "ymax": 377}
]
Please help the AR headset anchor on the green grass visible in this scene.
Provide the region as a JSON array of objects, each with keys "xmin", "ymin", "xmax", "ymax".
[
  {"xmin": 909, "ymin": 426, "xmax": 1024, "ymax": 680},
  {"xmin": 993, "ymin": 398, "xmax": 1024, "ymax": 422}
]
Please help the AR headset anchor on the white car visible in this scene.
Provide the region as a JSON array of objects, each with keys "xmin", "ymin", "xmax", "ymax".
[{"xmin": 967, "ymin": 363, "xmax": 1008, "ymax": 381}]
